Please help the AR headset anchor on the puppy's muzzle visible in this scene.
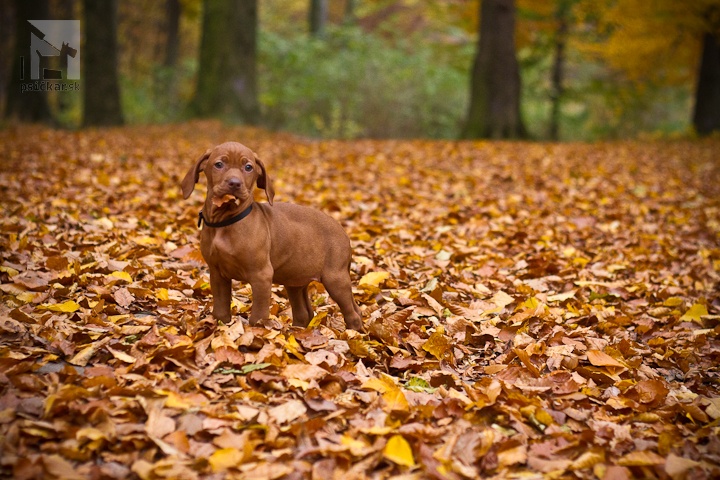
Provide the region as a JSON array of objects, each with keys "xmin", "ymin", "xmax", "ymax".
[{"xmin": 226, "ymin": 177, "xmax": 242, "ymax": 190}]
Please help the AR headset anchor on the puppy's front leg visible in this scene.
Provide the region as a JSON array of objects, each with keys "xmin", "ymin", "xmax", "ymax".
[
  {"xmin": 209, "ymin": 266, "xmax": 232, "ymax": 323},
  {"xmin": 248, "ymin": 268, "xmax": 273, "ymax": 326}
]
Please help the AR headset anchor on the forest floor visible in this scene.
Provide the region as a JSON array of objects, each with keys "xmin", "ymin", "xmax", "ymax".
[{"xmin": 1, "ymin": 122, "xmax": 719, "ymax": 479}]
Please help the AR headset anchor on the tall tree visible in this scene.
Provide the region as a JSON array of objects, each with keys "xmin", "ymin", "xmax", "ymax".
[
  {"xmin": 344, "ymin": 0, "xmax": 356, "ymax": 25},
  {"xmin": 549, "ymin": 0, "xmax": 570, "ymax": 141},
  {"xmin": 693, "ymin": 33, "xmax": 720, "ymax": 135},
  {"xmin": 309, "ymin": 0, "xmax": 328, "ymax": 36},
  {"xmin": 462, "ymin": 0, "xmax": 526, "ymax": 139},
  {"xmin": 5, "ymin": 0, "xmax": 53, "ymax": 123},
  {"xmin": 83, "ymin": 0, "xmax": 123, "ymax": 126},
  {"xmin": 164, "ymin": 0, "xmax": 181, "ymax": 68},
  {"xmin": 191, "ymin": 0, "xmax": 259, "ymax": 123}
]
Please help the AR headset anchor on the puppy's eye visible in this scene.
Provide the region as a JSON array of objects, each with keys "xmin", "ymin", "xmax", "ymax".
[
  {"xmin": 244, "ymin": 164, "xmax": 253, "ymax": 172},
  {"xmin": 214, "ymin": 161, "xmax": 224, "ymax": 169}
]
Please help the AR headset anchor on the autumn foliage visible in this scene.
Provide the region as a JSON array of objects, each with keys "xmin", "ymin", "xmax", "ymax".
[{"xmin": 1, "ymin": 123, "xmax": 719, "ymax": 479}]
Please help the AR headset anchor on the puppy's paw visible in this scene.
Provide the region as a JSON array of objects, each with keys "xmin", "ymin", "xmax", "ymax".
[{"xmin": 346, "ymin": 317, "xmax": 364, "ymax": 332}]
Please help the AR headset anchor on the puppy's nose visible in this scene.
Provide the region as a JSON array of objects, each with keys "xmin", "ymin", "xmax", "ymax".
[{"xmin": 227, "ymin": 177, "xmax": 242, "ymax": 189}]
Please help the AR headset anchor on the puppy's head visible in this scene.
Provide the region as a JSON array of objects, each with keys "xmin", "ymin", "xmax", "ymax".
[{"xmin": 181, "ymin": 142, "xmax": 274, "ymax": 206}]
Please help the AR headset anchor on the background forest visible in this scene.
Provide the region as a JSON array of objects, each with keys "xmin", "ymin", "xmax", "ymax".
[{"xmin": 1, "ymin": 0, "xmax": 719, "ymax": 140}]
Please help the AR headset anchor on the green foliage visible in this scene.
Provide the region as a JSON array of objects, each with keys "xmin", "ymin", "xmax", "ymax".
[
  {"xmin": 258, "ymin": 26, "xmax": 471, "ymax": 139},
  {"xmin": 120, "ymin": 58, "xmax": 198, "ymax": 124}
]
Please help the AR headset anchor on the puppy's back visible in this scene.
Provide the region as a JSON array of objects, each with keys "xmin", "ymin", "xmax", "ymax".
[{"xmin": 257, "ymin": 202, "xmax": 352, "ymax": 284}]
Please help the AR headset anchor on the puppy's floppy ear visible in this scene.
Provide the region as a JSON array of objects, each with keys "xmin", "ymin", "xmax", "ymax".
[
  {"xmin": 254, "ymin": 154, "xmax": 275, "ymax": 205},
  {"xmin": 181, "ymin": 149, "xmax": 212, "ymax": 199}
]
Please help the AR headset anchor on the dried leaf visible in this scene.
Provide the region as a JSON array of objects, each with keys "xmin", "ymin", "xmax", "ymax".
[
  {"xmin": 209, "ymin": 448, "xmax": 244, "ymax": 472},
  {"xmin": 617, "ymin": 450, "xmax": 665, "ymax": 466},
  {"xmin": 679, "ymin": 303, "xmax": 708, "ymax": 323},
  {"xmin": 359, "ymin": 271, "xmax": 390, "ymax": 287},
  {"xmin": 268, "ymin": 400, "xmax": 307, "ymax": 424},
  {"xmin": 383, "ymin": 435, "xmax": 415, "ymax": 467},
  {"xmin": 40, "ymin": 300, "xmax": 80, "ymax": 313}
]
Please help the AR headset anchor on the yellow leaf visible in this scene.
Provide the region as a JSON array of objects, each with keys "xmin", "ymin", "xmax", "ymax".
[
  {"xmin": 283, "ymin": 334, "xmax": 305, "ymax": 361},
  {"xmin": 0, "ymin": 265, "xmax": 19, "ymax": 277},
  {"xmin": 422, "ymin": 328, "xmax": 451, "ymax": 360},
  {"xmin": 362, "ymin": 374, "xmax": 408, "ymax": 412},
  {"xmin": 110, "ymin": 271, "xmax": 132, "ymax": 283},
  {"xmin": 287, "ymin": 378, "xmax": 310, "ymax": 390},
  {"xmin": 76, "ymin": 427, "xmax": 107, "ymax": 442},
  {"xmin": 68, "ymin": 338, "xmax": 110, "ymax": 366},
  {"xmin": 680, "ymin": 303, "xmax": 707, "ymax": 323},
  {"xmin": 307, "ymin": 310, "xmax": 327, "ymax": 328},
  {"xmin": 382, "ymin": 385, "xmax": 409, "ymax": 413},
  {"xmin": 520, "ymin": 296, "xmax": 540, "ymax": 310},
  {"xmin": 359, "ymin": 271, "xmax": 390, "ymax": 287},
  {"xmin": 17, "ymin": 292, "xmax": 37, "ymax": 303},
  {"xmin": 341, "ymin": 435, "xmax": 371, "ymax": 456},
  {"xmin": 209, "ymin": 448, "xmax": 243, "ymax": 472},
  {"xmin": 570, "ymin": 449, "xmax": 605, "ymax": 470},
  {"xmin": 133, "ymin": 236, "xmax": 159, "ymax": 246},
  {"xmin": 156, "ymin": 390, "xmax": 193, "ymax": 410},
  {"xmin": 106, "ymin": 346, "xmax": 136, "ymax": 364},
  {"xmin": 156, "ymin": 288, "xmax": 169, "ymax": 301},
  {"xmin": 663, "ymin": 297, "xmax": 684, "ymax": 307},
  {"xmin": 587, "ymin": 350, "xmax": 626, "ymax": 368},
  {"xmin": 40, "ymin": 300, "xmax": 80, "ymax": 313},
  {"xmin": 497, "ymin": 444, "xmax": 527, "ymax": 467},
  {"xmin": 617, "ymin": 450, "xmax": 665, "ymax": 466},
  {"xmin": 534, "ymin": 408, "xmax": 555, "ymax": 426},
  {"xmin": 362, "ymin": 373, "xmax": 397, "ymax": 394},
  {"xmin": 383, "ymin": 435, "xmax": 415, "ymax": 467}
]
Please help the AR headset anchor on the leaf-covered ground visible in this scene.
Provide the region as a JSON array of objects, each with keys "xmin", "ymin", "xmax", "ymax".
[{"xmin": 1, "ymin": 123, "xmax": 719, "ymax": 480}]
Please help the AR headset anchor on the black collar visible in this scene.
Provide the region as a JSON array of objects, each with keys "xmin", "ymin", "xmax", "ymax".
[{"xmin": 198, "ymin": 204, "xmax": 253, "ymax": 228}]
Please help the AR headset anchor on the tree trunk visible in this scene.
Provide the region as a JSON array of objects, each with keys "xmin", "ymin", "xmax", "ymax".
[
  {"xmin": 692, "ymin": 33, "xmax": 720, "ymax": 136},
  {"xmin": 164, "ymin": 0, "xmax": 180, "ymax": 68},
  {"xmin": 191, "ymin": 0, "xmax": 259, "ymax": 123},
  {"xmin": 5, "ymin": 0, "xmax": 53, "ymax": 123},
  {"xmin": 83, "ymin": 0, "xmax": 123, "ymax": 126},
  {"xmin": 549, "ymin": 0, "xmax": 569, "ymax": 141},
  {"xmin": 309, "ymin": 0, "xmax": 327, "ymax": 36},
  {"xmin": 461, "ymin": 0, "xmax": 526, "ymax": 139},
  {"xmin": 344, "ymin": 0, "xmax": 356, "ymax": 25}
]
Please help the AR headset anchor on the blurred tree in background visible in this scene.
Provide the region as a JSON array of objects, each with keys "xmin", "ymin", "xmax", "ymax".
[
  {"xmin": 190, "ymin": 0, "xmax": 259, "ymax": 123},
  {"xmin": 83, "ymin": 0, "xmax": 124, "ymax": 126},
  {"xmin": 4, "ymin": 0, "xmax": 53, "ymax": 123},
  {"xmin": 309, "ymin": 0, "xmax": 328, "ymax": 37},
  {"xmin": 1, "ymin": 0, "xmax": 718, "ymax": 139},
  {"xmin": 462, "ymin": 0, "xmax": 526, "ymax": 139}
]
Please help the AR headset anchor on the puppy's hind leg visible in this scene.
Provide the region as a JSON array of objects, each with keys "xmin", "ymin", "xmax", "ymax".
[
  {"xmin": 287, "ymin": 285, "xmax": 314, "ymax": 327},
  {"xmin": 323, "ymin": 272, "xmax": 363, "ymax": 331}
]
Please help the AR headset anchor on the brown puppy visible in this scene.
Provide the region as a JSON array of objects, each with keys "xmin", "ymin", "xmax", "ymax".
[{"xmin": 181, "ymin": 142, "xmax": 363, "ymax": 330}]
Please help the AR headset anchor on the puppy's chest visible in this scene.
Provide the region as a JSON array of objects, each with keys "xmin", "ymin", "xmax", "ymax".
[{"xmin": 200, "ymin": 231, "xmax": 265, "ymax": 280}]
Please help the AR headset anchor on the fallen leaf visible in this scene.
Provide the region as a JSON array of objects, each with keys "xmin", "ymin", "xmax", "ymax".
[
  {"xmin": 617, "ymin": 450, "xmax": 665, "ymax": 466},
  {"xmin": 679, "ymin": 303, "xmax": 708, "ymax": 323},
  {"xmin": 383, "ymin": 435, "xmax": 415, "ymax": 467},
  {"xmin": 267, "ymin": 400, "xmax": 307, "ymax": 424},
  {"xmin": 359, "ymin": 271, "xmax": 390, "ymax": 287},
  {"xmin": 209, "ymin": 448, "xmax": 244, "ymax": 472},
  {"xmin": 39, "ymin": 300, "xmax": 80, "ymax": 313}
]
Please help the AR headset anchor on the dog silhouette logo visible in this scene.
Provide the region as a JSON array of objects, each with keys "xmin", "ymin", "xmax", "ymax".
[{"xmin": 24, "ymin": 20, "xmax": 80, "ymax": 81}]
